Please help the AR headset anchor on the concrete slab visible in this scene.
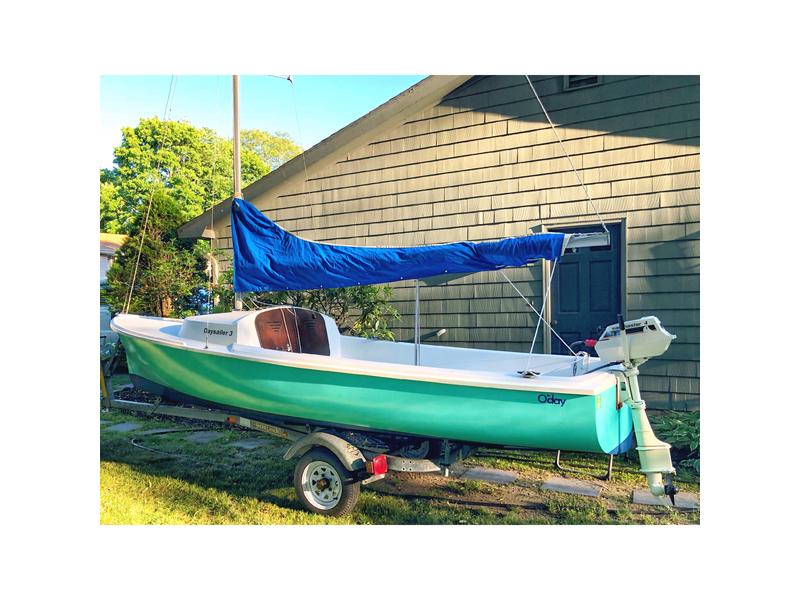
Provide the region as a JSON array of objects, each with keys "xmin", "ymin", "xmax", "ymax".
[
  {"xmin": 184, "ymin": 431, "xmax": 223, "ymax": 444},
  {"xmin": 541, "ymin": 477, "xmax": 602, "ymax": 498},
  {"xmin": 230, "ymin": 439, "xmax": 269, "ymax": 450},
  {"xmin": 138, "ymin": 428, "xmax": 192, "ymax": 436},
  {"xmin": 461, "ymin": 467, "xmax": 518, "ymax": 484},
  {"xmin": 632, "ymin": 489, "xmax": 700, "ymax": 510},
  {"xmin": 105, "ymin": 422, "xmax": 142, "ymax": 433}
]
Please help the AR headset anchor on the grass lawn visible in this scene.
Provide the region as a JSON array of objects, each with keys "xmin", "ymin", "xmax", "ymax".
[{"xmin": 100, "ymin": 406, "xmax": 699, "ymax": 525}]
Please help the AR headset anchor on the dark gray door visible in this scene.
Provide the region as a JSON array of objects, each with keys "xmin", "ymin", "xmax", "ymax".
[{"xmin": 550, "ymin": 223, "xmax": 621, "ymax": 354}]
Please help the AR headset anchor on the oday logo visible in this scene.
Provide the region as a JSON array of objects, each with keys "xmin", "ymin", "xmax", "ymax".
[{"xmin": 537, "ymin": 393, "xmax": 567, "ymax": 407}]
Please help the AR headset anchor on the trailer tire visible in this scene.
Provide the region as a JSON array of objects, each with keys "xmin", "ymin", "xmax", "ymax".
[{"xmin": 294, "ymin": 448, "xmax": 360, "ymax": 517}]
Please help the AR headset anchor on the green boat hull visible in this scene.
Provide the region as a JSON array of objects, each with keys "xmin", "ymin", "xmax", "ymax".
[{"xmin": 120, "ymin": 334, "xmax": 634, "ymax": 454}]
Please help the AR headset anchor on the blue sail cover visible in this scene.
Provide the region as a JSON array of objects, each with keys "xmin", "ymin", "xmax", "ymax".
[{"xmin": 231, "ymin": 198, "xmax": 566, "ymax": 292}]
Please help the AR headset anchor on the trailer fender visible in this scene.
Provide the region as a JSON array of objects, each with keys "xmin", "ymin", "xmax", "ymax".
[{"xmin": 283, "ymin": 432, "xmax": 366, "ymax": 472}]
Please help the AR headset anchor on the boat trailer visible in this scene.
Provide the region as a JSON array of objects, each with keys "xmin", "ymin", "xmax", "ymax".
[
  {"xmin": 104, "ymin": 393, "xmax": 474, "ymax": 516},
  {"xmin": 104, "ymin": 393, "xmax": 624, "ymax": 516}
]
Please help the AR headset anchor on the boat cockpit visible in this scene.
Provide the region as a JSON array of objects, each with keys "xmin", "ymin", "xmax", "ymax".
[{"xmin": 173, "ymin": 306, "xmax": 588, "ymax": 377}]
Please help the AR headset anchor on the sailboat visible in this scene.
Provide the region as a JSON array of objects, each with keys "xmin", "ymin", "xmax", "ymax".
[{"xmin": 111, "ymin": 75, "xmax": 679, "ymax": 514}]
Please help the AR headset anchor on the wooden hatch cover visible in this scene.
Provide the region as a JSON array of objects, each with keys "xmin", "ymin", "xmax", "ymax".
[{"xmin": 254, "ymin": 307, "xmax": 330, "ymax": 356}]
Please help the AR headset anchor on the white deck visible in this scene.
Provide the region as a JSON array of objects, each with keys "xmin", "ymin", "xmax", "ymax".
[{"xmin": 341, "ymin": 335, "xmax": 578, "ymax": 376}]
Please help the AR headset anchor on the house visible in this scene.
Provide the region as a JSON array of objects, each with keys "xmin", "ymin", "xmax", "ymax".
[
  {"xmin": 179, "ymin": 75, "xmax": 700, "ymax": 410},
  {"xmin": 100, "ymin": 233, "xmax": 127, "ymax": 351},
  {"xmin": 100, "ymin": 233, "xmax": 127, "ymax": 284}
]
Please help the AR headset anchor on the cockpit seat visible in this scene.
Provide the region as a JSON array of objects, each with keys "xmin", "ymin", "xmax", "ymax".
[{"xmin": 254, "ymin": 307, "xmax": 331, "ymax": 356}]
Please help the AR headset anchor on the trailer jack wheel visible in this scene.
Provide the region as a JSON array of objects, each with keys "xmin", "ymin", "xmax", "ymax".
[{"xmin": 294, "ymin": 448, "xmax": 360, "ymax": 517}]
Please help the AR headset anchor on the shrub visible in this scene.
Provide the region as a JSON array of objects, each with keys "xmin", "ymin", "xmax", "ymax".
[
  {"xmin": 651, "ymin": 410, "xmax": 700, "ymax": 474},
  {"xmin": 213, "ymin": 268, "xmax": 400, "ymax": 340},
  {"xmin": 103, "ymin": 191, "xmax": 207, "ymax": 318}
]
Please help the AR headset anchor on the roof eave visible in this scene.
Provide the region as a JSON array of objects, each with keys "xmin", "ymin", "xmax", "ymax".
[{"xmin": 177, "ymin": 75, "xmax": 474, "ymax": 239}]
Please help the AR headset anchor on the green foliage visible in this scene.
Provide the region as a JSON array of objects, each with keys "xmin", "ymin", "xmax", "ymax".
[
  {"xmin": 103, "ymin": 190, "xmax": 207, "ymax": 317},
  {"xmin": 100, "ymin": 180, "xmax": 126, "ymax": 234},
  {"xmin": 241, "ymin": 129, "xmax": 302, "ymax": 171},
  {"xmin": 213, "ymin": 268, "xmax": 400, "ymax": 340},
  {"xmin": 543, "ymin": 491, "xmax": 611, "ymax": 524},
  {"xmin": 651, "ymin": 410, "xmax": 700, "ymax": 474},
  {"xmin": 210, "ymin": 266, "xmax": 236, "ymax": 314},
  {"xmin": 101, "ymin": 117, "xmax": 301, "ymax": 317},
  {"xmin": 100, "ymin": 117, "xmax": 299, "ymax": 235}
]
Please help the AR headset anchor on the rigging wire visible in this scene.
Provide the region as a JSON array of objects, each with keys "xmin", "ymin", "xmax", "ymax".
[
  {"xmin": 523, "ymin": 75, "xmax": 608, "ymax": 234},
  {"xmin": 500, "ymin": 270, "xmax": 578, "ymax": 357},
  {"xmin": 289, "ymin": 307, "xmax": 303, "ymax": 353},
  {"xmin": 524, "ymin": 257, "xmax": 561, "ymax": 371},
  {"xmin": 204, "ymin": 76, "xmax": 224, "ymax": 347},
  {"xmin": 248, "ymin": 296, "xmax": 277, "ymax": 308},
  {"xmin": 288, "ymin": 76, "xmax": 312, "ymax": 204},
  {"xmin": 280, "ymin": 307, "xmax": 293, "ymax": 352},
  {"xmin": 504, "ymin": 74, "xmax": 615, "ymax": 368},
  {"xmin": 123, "ymin": 76, "xmax": 179, "ymax": 314}
]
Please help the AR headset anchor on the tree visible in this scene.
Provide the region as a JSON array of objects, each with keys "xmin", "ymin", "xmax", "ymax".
[
  {"xmin": 99, "ymin": 117, "xmax": 296, "ymax": 236},
  {"xmin": 100, "ymin": 180, "xmax": 126, "ymax": 234},
  {"xmin": 241, "ymin": 130, "xmax": 302, "ymax": 171},
  {"xmin": 101, "ymin": 117, "xmax": 303, "ymax": 318},
  {"xmin": 103, "ymin": 189, "xmax": 207, "ymax": 317}
]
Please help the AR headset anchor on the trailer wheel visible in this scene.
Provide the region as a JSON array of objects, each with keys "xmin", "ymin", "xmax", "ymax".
[{"xmin": 294, "ymin": 448, "xmax": 360, "ymax": 517}]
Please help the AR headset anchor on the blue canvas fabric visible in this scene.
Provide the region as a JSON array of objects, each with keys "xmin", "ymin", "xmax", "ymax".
[{"xmin": 231, "ymin": 198, "xmax": 566, "ymax": 292}]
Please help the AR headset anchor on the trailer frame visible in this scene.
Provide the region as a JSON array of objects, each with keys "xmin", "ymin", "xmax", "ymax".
[{"xmin": 104, "ymin": 393, "xmax": 478, "ymax": 514}]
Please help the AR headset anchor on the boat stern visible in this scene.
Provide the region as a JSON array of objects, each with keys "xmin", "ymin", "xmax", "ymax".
[{"xmin": 594, "ymin": 383, "xmax": 635, "ymax": 455}]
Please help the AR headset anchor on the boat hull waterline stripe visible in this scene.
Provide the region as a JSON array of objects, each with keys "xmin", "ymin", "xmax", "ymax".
[{"xmin": 119, "ymin": 333, "xmax": 634, "ymax": 453}]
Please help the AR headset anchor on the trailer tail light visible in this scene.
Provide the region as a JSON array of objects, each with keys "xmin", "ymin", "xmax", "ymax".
[{"xmin": 367, "ymin": 454, "xmax": 388, "ymax": 475}]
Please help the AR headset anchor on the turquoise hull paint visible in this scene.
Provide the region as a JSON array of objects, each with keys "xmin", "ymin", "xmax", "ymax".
[{"xmin": 121, "ymin": 334, "xmax": 633, "ymax": 454}]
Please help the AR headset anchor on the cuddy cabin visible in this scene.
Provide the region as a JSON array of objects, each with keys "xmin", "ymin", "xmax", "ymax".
[{"xmin": 166, "ymin": 306, "xmax": 598, "ymax": 379}]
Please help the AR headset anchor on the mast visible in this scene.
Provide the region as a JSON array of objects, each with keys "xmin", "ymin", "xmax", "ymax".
[
  {"xmin": 232, "ymin": 75, "xmax": 243, "ymax": 200},
  {"xmin": 233, "ymin": 75, "xmax": 244, "ymax": 310},
  {"xmin": 414, "ymin": 280, "xmax": 421, "ymax": 365}
]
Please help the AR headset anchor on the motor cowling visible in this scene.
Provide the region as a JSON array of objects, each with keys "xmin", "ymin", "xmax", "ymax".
[{"xmin": 595, "ymin": 316, "xmax": 676, "ymax": 365}]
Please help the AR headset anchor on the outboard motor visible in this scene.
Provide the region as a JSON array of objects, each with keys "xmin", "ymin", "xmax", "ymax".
[{"xmin": 596, "ymin": 315, "xmax": 680, "ymax": 504}]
